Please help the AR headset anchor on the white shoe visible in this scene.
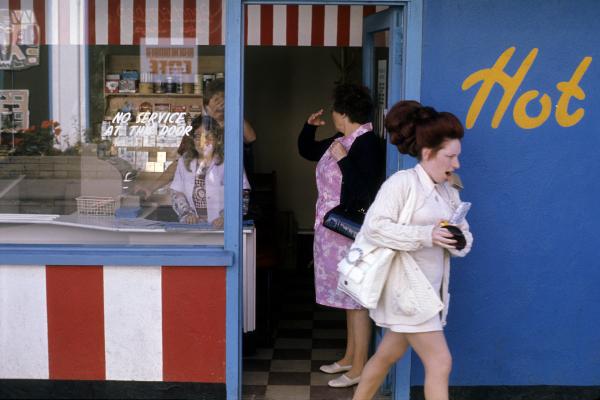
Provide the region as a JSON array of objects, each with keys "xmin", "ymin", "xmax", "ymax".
[
  {"xmin": 319, "ymin": 362, "xmax": 352, "ymax": 374},
  {"xmin": 328, "ymin": 373, "xmax": 361, "ymax": 388}
]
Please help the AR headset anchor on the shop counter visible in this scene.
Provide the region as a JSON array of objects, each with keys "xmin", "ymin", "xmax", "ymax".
[{"xmin": 0, "ymin": 215, "xmax": 255, "ymax": 390}]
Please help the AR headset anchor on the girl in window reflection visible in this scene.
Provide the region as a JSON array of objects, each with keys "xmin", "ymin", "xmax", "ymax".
[{"xmin": 170, "ymin": 115, "xmax": 250, "ymax": 228}]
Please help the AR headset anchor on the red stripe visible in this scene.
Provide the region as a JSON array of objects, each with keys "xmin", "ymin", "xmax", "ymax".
[
  {"xmin": 87, "ymin": 0, "xmax": 95, "ymax": 45},
  {"xmin": 9, "ymin": 0, "xmax": 20, "ymax": 12},
  {"xmin": 337, "ymin": 5, "xmax": 350, "ymax": 47},
  {"xmin": 159, "ymin": 0, "xmax": 171, "ymax": 41},
  {"xmin": 162, "ymin": 267, "xmax": 226, "ymax": 382},
  {"xmin": 311, "ymin": 5, "xmax": 324, "ymax": 46},
  {"xmin": 286, "ymin": 5, "xmax": 298, "ymax": 46},
  {"xmin": 260, "ymin": 5, "xmax": 273, "ymax": 46},
  {"xmin": 244, "ymin": 5, "xmax": 248, "ymax": 46},
  {"xmin": 33, "ymin": 0, "xmax": 45, "ymax": 45},
  {"xmin": 108, "ymin": 0, "xmax": 121, "ymax": 45},
  {"xmin": 183, "ymin": 0, "xmax": 196, "ymax": 41},
  {"xmin": 209, "ymin": 0, "xmax": 222, "ymax": 45},
  {"xmin": 46, "ymin": 266, "xmax": 105, "ymax": 380},
  {"xmin": 133, "ymin": 0, "xmax": 146, "ymax": 45},
  {"xmin": 363, "ymin": 5, "xmax": 376, "ymax": 17}
]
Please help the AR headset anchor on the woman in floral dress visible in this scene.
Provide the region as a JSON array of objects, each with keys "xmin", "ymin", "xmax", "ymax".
[{"xmin": 298, "ymin": 83, "xmax": 383, "ymax": 388}]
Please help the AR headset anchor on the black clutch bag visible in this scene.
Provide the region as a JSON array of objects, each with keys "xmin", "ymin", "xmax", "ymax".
[
  {"xmin": 323, "ymin": 205, "xmax": 365, "ymax": 240},
  {"xmin": 442, "ymin": 225, "xmax": 466, "ymax": 250}
]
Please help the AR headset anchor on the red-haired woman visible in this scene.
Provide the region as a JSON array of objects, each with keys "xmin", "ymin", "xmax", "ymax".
[{"xmin": 353, "ymin": 101, "xmax": 473, "ymax": 400}]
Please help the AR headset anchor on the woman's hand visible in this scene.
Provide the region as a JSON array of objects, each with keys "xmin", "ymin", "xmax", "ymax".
[
  {"xmin": 307, "ymin": 109, "xmax": 326, "ymax": 126},
  {"xmin": 330, "ymin": 141, "xmax": 348, "ymax": 161},
  {"xmin": 205, "ymin": 93, "xmax": 225, "ymax": 125},
  {"xmin": 182, "ymin": 214, "xmax": 200, "ymax": 224},
  {"xmin": 432, "ymin": 226, "xmax": 457, "ymax": 249}
]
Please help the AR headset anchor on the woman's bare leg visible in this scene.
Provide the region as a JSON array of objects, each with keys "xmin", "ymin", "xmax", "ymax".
[
  {"xmin": 346, "ymin": 309, "xmax": 371, "ymax": 378},
  {"xmin": 335, "ymin": 309, "xmax": 354, "ymax": 367},
  {"xmin": 353, "ymin": 331, "xmax": 409, "ymax": 400},
  {"xmin": 406, "ymin": 331, "xmax": 452, "ymax": 400}
]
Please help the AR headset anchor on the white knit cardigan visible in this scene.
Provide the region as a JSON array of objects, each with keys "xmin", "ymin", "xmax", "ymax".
[{"xmin": 354, "ymin": 165, "xmax": 473, "ymax": 327}]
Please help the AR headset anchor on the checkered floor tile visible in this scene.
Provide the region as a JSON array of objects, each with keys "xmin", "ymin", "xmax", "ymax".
[{"xmin": 242, "ymin": 270, "xmax": 391, "ymax": 400}]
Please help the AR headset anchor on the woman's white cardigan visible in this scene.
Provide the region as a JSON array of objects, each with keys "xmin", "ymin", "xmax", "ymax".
[{"xmin": 354, "ymin": 165, "xmax": 473, "ymax": 327}]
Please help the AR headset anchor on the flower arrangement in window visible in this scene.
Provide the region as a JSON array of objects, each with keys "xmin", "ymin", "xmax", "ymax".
[{"xmin": 12, "ymin": 120, "xmax": 63, "ymax": 156}]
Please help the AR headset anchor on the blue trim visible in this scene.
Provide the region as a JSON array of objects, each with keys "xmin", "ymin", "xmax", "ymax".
[
  {"xmin": 400, "ymin": 0, "xmax": 422, "ymax": 174},
  {"xmin": 224, "ymin": 2, "xmax": 244, "ymax": 399},
  {"xmin": 362, "ymin": 7, "xmax": 404, "ymax": 178},
  {"xmin": 246, "ymin": 0, "xmax": 406, "ymax": 3},
  {"xmin": 361, "ymin": 2, "xmax": 423, "ymax": 399},
  {"xmin": 0, "ymin": 244, "xmax": 233, "ymax": 266}
]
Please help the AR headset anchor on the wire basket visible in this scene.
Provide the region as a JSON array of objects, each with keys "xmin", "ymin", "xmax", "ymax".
[{"xmin": 76, "ymin": 196, "xmax": 118, "ymax": 216}]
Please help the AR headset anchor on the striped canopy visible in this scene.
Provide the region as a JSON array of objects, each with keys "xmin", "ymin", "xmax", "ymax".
[{"xmin": 3, "ymin": 0, "xmax": 386, "ymax": 46}]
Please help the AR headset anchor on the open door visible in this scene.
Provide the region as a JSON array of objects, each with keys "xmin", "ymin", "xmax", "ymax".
[{"xmin": 362, "ymin": 5, "xmax": 420, "ymax": 400}]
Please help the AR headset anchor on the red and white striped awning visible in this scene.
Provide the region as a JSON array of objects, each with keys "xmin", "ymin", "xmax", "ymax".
[{"xmin": 2, "ymin": 0, "xmax": 386, "ymax": 46}]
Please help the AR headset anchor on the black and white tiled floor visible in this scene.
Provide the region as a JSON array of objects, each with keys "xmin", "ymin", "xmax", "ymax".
[{"xmin": 243, "ymin": 270, "xmax": 391, "ymax": 400}]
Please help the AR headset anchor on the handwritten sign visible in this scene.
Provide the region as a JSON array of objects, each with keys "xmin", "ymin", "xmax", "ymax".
[
  {"xmin": 462, "ymin": 47, "xmax": 592, "ymax": 129},
  {"xmin": 140, "ymin": 44, "xmax": 197, "ymax": 82}
]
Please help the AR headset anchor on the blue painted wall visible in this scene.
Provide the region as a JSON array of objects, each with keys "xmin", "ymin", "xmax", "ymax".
[{"xmin": 414, "ymin": 0, "xmax": 600, "ymax": 386}]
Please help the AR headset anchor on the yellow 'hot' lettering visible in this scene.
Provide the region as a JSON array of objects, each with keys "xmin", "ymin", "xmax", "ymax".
[
  {"xmin": 462, "ymin": 47, "xmax": 592, "ymax": 130},
  {"xmin": 555, "ymin": 57, "xmax": 593, "ymax": 127},
  {"xmin": 513, "ymin": 90, "xmax": 552, "ymax": 129},
  {"xmin": 462, "ymin": 47, "xmax": 538, "ymax": 129}
]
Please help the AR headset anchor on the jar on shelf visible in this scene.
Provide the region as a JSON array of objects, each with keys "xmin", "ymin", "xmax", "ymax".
[
  {"xmin": 175, "ymin": 75, "xmax": 184, "ymax": 94},
  {"xmin": 165, "ymin": 76, "xmax": 175, "ymax": 94},
  {"xmin": 154, "ymin": 74, "xmax": 165, "ymax": 94}
]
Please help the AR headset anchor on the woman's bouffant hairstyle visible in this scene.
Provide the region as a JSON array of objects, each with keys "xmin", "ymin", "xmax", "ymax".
[
  {"xmin": 384, "ymin": 101, "xmax": 464, "ymax": 160},
  {"xmin": 182, "ymin": 115, "xmax": 225, "ymax": 171},
  {"xmin": 332, "ymin": 83, "xmax": 373, "ymax": 124}
]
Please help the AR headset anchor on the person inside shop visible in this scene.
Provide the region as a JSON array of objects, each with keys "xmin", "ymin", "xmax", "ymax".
[
  {"xmin": 298, "ymin": 83, "xmax": 384, "ymax": 388},
  {"xmin": 135, "ymin": 79, "xmax": 257, "ymax": 198},
  {"xmin": 352, "ymin": 101, "xmax": 473, "ymax": 400},
  {"xmin": 170, "ymin": 115, "xmax": 250, "ymax": 228},
  {"xmin": 203, "ymin": 78, "xmax": 257, "ymax": 177}
]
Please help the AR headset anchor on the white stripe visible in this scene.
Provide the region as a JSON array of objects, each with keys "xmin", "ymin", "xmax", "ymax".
[
  {"xmin": 196, "ymin": 0, "xmax": 209, "ymax": 45},
  {"xmin": 121, "ymin": 0, "xmax": 134, "ymax": 45},
  {"xmin": 323, "ymin": 5, "xmax": 337, "ymax": 47},
  {"xmin": 45, "ymin": 0, "xmax": 55, "ymax": 44},
  {"xmin": 68, "ymin": 0, "xmax": 79, "ymax": 45},
  {"xmin": 170, "ymin": 0, "xmax": 183, "ymax": 45},
  {"xmin": 246, "ymin": 4, "xmax": 260, "ymax": 46},
  {"xmin": 145, "ymin": 0, "xmax": 158, "ymax": 45},
  {"xmin": 220, "ymin": 0, "xmax": 226, "ymax": 45},
  {"xmin": 17, "ymin": 1, "xmax": 35, "ymax": 45},
  {"xmin": 95, "ymin": 0, "xmax": 108, "ymax": 45},
  {"xmin": 349, "ymin": 5, "xmax": 362, "ymax": 47},
  {"xmin": 375, "ymin": 5, "xmax": 389, "ymax": 13},
  {"xmin": 297, "ymin": 5, "xmax": 311, "ymax": 46},
  {"xmin": 0, "ymin": 266, "xmax": 49, "ymax": 379},
  {"xmin": 272, "ymin": 4, "xmax": 286, "ymax": 46},
  {"xmin": 104, "ymin": 266, "xmax": 163, "ymax": 381},
  {"xmin": 20, "ymin": 0, "xmax": 33, "ymax": 12}
]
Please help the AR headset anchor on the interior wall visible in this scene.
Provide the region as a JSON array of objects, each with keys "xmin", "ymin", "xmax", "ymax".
[
  {"xmin": 244, "ymin": 46, "xmax": 362, "ymax": 230},
  {"xmin": 1, "ymin": 46, "xmax": 50, "ymax": 126}
]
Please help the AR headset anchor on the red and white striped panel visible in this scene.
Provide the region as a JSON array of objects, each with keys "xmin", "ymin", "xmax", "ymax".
[
  {"xmin": 2, "ymin": 0, "xmax": 386, "ymax": 46},
  {"xmin": 0, "ymin": 264, "xmax": 226, "ymax": 382}
]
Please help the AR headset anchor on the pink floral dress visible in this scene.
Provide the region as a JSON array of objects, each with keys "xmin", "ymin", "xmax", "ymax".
[{"xmin": 314, "ymin": 123, "xmax": 372, "ymax": 309}]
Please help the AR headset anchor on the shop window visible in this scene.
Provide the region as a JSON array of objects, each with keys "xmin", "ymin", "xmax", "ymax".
[{"xmin": 0, "ymin": 1, "xmax": 241, "ymax": 244}]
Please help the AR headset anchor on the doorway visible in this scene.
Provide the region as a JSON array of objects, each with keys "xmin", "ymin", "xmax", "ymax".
[{"xmin": 236, "ymin": 3, "xmax": 421, "ymax": 399}]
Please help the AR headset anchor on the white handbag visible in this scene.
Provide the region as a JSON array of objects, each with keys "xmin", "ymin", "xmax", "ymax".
[{"xmin": 337, "ymin": 241, "xmax": 395, "ymax": 309}]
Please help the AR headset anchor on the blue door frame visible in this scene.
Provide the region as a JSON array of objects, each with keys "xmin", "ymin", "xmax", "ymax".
[{"xmin": 226, "ymin": 1, "xmax": 422, "ymax": 399}]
